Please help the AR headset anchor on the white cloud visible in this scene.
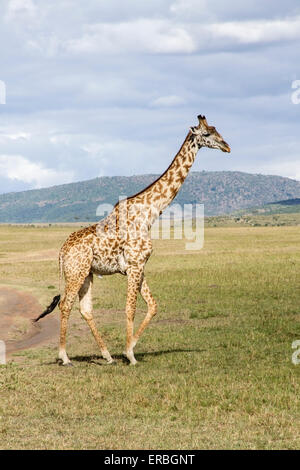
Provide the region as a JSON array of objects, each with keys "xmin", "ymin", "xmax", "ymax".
[
  {"xmin": 0, "ymin": 155, "xmax": 74, "ymax": 188},
  {"xmin": 63, "ymin": 15, "xmax": 300, "ymax": 58},
  {"xmin": 170, "ymin": 0, "xmax": 209, "ymax": 19},
  {"xmin": 258, "ymin": 159, "xmax": 300, "ymax": 182},
  {"xmin": 49, "ymin": 134, "xmax": 72, "ymax": 145},
  {"xmin": 5, "ymin": 0, "xmax": 36, "ymax": 21},
  {"xmin": 0, "ymin": 132, "xmax": 31, "ymax": 141},
  {"xmin": 207, "ymin": 16, "xmax": 300, "ymax": 44},
  {"xmin": 66, "ymin": 19, "xmax": 196, "ymax": 54},
  {"xmin": 150, "ymin": 95, "xmax": 186, "ymax": 107},
  {"xmin": 81, "ymin": 142, "xmax": 106, "ymax": 156}
]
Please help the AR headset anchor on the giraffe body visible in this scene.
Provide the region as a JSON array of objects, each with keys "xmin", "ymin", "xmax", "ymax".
[{"xmin": 36, "ymin": 115, "xmax": 230, "ymax": 366}]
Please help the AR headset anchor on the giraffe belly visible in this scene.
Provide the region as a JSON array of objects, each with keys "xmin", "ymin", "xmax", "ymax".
[{"xmin": 91, "ymin": 253, "xmax": 127, "ymax": 276}]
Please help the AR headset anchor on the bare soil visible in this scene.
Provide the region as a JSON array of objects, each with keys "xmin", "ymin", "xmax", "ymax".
[{"xmin": 0, "ymin": 286, "xmax": 59, "ymax": 356}]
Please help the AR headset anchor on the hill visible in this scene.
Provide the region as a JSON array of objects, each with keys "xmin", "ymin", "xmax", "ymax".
[
  {"xmin": 1, "ymin": 171, "xmax": 300, "ymax": 222},
  {"xmin": 235, "ymin": 198, "xmax": 300, "ymax": 216}
]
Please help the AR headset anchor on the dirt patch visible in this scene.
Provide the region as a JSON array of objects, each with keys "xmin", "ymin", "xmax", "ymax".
[
  {"xmin": 0, "ymin": 249, "xmax": 57, "ymax": 264},
  {"xmin": 0, "ymin": 286, "xmax": 59, "ymax": 357}
]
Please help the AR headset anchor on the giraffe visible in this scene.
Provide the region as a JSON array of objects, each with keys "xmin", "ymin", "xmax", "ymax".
[{"xmin": 34, "ymin": 115, "xmax": 230, "ymax": 366}]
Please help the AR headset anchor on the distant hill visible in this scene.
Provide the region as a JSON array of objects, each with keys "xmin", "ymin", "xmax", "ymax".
[
  {"xmin": 1, "ymin": 171, "xmax": 300, "ymax": 223},
  {"xmin": 236, "ymin": 198, "xmax": 300, "ymax": 216}
]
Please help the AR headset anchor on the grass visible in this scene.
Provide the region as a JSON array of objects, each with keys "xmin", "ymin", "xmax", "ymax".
[
  {"xmin": 0, "ymin": 222, "xmax": 300, "ymax": 449},
  {"xmin": 206, "ymin": 212, "xmax": 300, "ymax": 227}
]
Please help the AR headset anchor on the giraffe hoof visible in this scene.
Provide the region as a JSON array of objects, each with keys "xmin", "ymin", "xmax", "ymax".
[
  {"xmin": 63, "ymin": 362, "xmax": 73, "ymax": 367},
  {"xmin": 102, "ymin": 351, "xmax": 114, "ymax": 364},
  {"xmin": 106, "ymin": 358, "xmax": 115, "ymax": 365},
  {"xmin": 123, "ymin": 351, "xmax": 137, "ymax": 365}
]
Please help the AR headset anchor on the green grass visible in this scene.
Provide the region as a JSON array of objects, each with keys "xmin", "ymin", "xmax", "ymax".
[
  {"xmin": 0, "ymin": 224, "xmax": 300, "ymax": 449},
  {"xmin": 206, "ymin": 211, "xmax": 300, "ymax": 227}
]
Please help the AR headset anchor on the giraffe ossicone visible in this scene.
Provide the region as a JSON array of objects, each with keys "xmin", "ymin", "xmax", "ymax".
[{"xmin": 34, "ymin": 115, "xmax": 230, "ymax": 366}]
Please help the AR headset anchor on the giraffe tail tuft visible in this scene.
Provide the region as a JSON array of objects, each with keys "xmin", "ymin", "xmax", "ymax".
[{"xmin": 33, "ymin": 295, "xmax": 61, "ymax": 322}]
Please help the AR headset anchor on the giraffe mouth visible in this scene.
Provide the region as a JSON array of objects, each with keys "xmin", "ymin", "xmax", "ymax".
[{"xmin": 221, "ymin": 141, "xmax": 231, "ymax": 153}]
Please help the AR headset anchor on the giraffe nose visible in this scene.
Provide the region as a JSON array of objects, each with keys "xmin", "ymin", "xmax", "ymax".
[{"xmin": 222, "ymin": 141, "xmax": 231, "ymax": 153}]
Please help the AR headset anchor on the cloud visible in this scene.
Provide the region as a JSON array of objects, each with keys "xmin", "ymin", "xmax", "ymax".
[
  {"xmin": 66, "ymin": 19, "xmax": 196, "ymax": 54},
  {"xmin": 208, "ymin": 16, "xmax": 300, "ymax": 45},
  {"xmin": 5, "ymin": 0, "xmax": 36, "ymax": 21},
  {"xmin": 252, "ymin": 156, "xmax": 300, "ymax": 182},
  {"xmin": 61, "ymin": 14, "xmax": 300, "ymax": 59},
  {"xmin": 0, "ymin": 132, "xmax": 31, "ymax": 141},
  {"xmin": 170, "ymin": 0, "xmax": 300, "ymax": 22},
  {"xmin": 0, "ymin": 155, "xmax": 74, "ymax": 188},
  {"xmin": 170, "ymin": 0, "xmax": 210, "ymax": 20},
  {"xmin": 150, "ymin": 95, "xmax": 186, "ymax": 107}
]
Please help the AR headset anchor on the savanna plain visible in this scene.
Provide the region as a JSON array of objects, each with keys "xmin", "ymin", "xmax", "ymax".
[{"xmin": 0, "ymin": 221, "xmax": 299, "ymax": 449}]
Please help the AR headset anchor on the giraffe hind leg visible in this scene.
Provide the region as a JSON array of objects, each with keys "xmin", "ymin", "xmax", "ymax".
[
  {"xmin": 58, "ymin": 241, "xmax": 94, "ymax": 366},
  {"xmin": 79, "ymin": 273, "xmax": 114, "ymax": 364},
  {"xmin": 123, "ymin": 267, "xmax": 144, "ymax": 365},
  {"xmin": 58, "ymin": 281, "xmax": 83, "ymax": 366},
  {"xmin": 134, "ymin": 278, "xmax": 157, "ymax": 345}
]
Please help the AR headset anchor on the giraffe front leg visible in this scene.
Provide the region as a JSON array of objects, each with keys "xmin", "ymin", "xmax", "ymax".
[{"xmin": 123, "ymin": 266, "xmax": 144, "ymax": 365}]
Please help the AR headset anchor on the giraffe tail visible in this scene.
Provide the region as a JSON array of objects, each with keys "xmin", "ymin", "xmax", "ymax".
[
  {"xmin": 33, "ymin": 295, "xmax": 61, "ymax": 322},
  {"xmin": 58, "ymin": 250, "xmax": 64, "ymax": 297}
]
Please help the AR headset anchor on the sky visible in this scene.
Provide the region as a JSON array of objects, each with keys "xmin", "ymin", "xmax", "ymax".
[{"xmin": 0, "ymin": 0, "xmax": 300, "ymax": 194}]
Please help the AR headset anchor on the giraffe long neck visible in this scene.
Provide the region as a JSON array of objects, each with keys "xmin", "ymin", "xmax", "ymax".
[{"xmin": 140, "ymin": 131, "xmax": 198, "ymax": 213}]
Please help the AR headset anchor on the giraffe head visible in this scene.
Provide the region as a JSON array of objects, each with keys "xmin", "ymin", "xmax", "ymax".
[{"xmin": 190, "ymin": 115, "xmax": 230, "ymax": 153}]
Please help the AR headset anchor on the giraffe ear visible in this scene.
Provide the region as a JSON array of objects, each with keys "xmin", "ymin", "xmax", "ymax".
[
  {"xmin": 190, "ymin": 126, "xmax": 200, "ymax": 135},
  {"xmin": 198, "ymin": 115, "xmax": 208, "ymax": 125},
  {"xmin": 197, "ymin": 115, "xmax": 208, "ymax": 130}
]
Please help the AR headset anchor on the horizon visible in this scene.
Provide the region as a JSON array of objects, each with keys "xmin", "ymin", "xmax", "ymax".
[{"xmin": 0, "ymin": 169, "xmax": 300, "ymax": 197}]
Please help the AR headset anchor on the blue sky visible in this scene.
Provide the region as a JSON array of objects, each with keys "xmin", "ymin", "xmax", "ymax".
[{"xmin": 0, "ymin": 0, "xmax": 299, "ymax": 194}]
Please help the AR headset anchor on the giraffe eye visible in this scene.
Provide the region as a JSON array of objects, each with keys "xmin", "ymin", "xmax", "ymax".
[{"xmin": 203, "ymin": 133, "xmax": 210, "ymax": 137}]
